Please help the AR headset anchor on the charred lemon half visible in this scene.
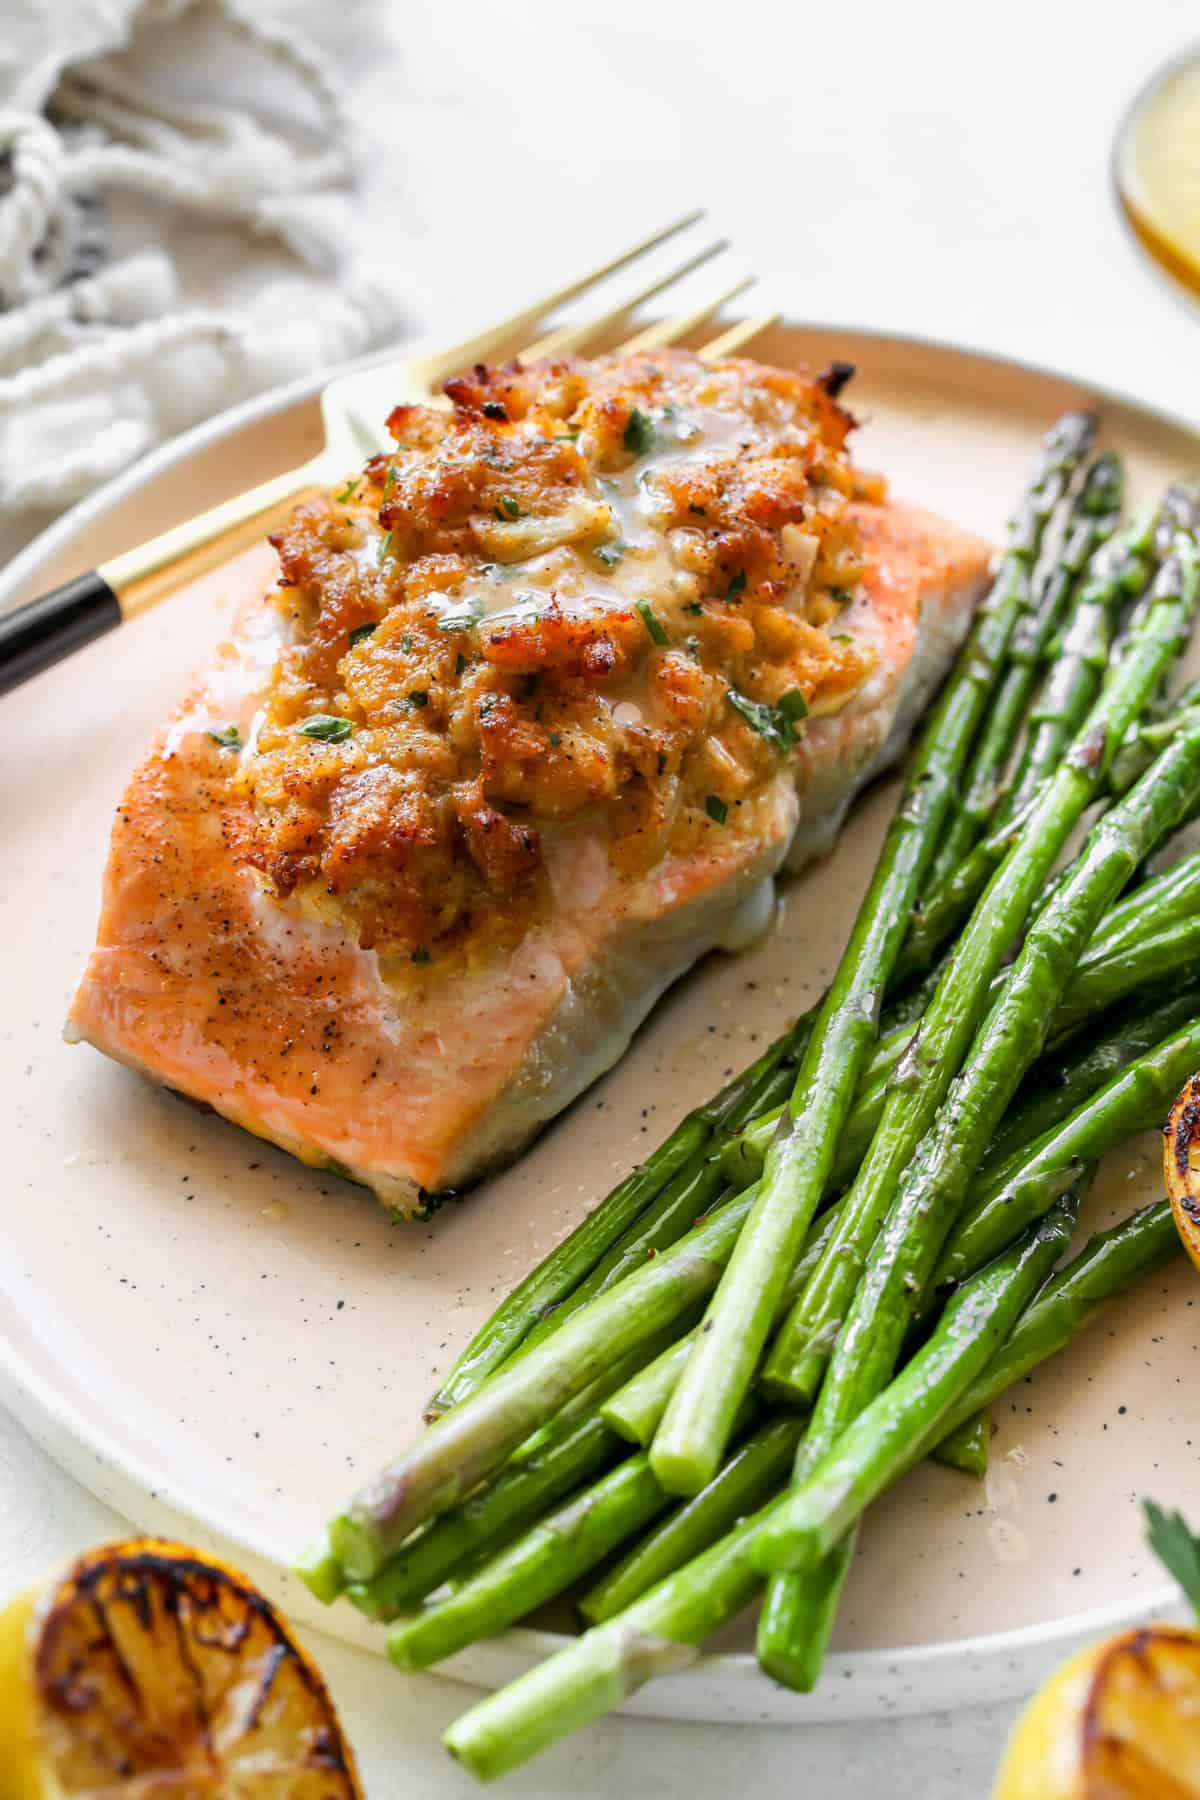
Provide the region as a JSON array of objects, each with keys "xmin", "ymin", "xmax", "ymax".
[
  {"xmin": 0, "ymin": 1538, "xmax": 361, "ymax": 1797},
  {"xmin": 994, "ymin": 1625, "xmax": 1200, "ymax": 1797},
  {"xmin": 1165, "ymin": 1073, "xmax": 1200, "ymax": 1272}
]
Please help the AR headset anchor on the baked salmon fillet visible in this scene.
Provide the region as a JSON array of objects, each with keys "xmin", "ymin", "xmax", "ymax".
[{"xmin": 68, "ymin": 349, "xmax": 990, "ymax": 1215}]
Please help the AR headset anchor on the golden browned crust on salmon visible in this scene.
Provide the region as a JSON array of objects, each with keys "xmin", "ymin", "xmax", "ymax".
[
  {"xmin": 68, "ymin": 493, "xmax": 990, "ymax": 1217},
  {"xmin": 68, "ymin": 351, "xmax": 993, "ymax": 1217},
  {"xmin": 239, "ymin": 349, "xmax": 882, "ymax": 963}
]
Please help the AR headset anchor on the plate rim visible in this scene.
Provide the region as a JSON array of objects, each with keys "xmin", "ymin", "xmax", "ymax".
[{"xmin": 3, "ymin": 315, "xmax": 1195, "ymax": 1711}]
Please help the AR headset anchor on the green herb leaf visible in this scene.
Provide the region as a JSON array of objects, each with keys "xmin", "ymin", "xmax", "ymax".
[
  {"xmin": 827, "ymin": 585, "xmax": 855, "ymax": 606},
  {"xmin": 349, "ymin": 622, "xmax": 377, "ymax": 647},
  {"xmin": 727, "ymin": 686, "xmax": 807, "ymax": 753},
  {"xmin": 727, "ymin": 570, "xmax": 747, "ymax": 601},
  {"xmin": 207, "ymin": 724, "xmax": 242, "ymax": 751},
  {"xmin": 297, "ymin": 715, "xmax": 353, "ymax": 744},
  {"xmin": 548, "ymin": 732, "xmax": 562, "ymax": 747},
  {"xmin": 705, "ymin": 794, "xmax": 728, "ymax": 825},
  {"xmin": 377, "ymin": 530, "xmax": 394, "ymax": 565},
  {"xmin": 334, "ymin": 478, "xmax": 360, "ymax": 504},
  {"xmin": 455, "ymin": 651, "xmax": 468, "ymax": 675},
  {"xmin": 495, "ymin": 495, "xmax": 521, "ymax": 520},
  {"xmin": 1145, "ymin": 1501, "xmax": 1200, "ymax": 1620},
  {"xmin": 832, "ymin": 632, "xmax": 854, "ymax": 643},
  {"xmin": 624, "ymin": 409, "xmax": 655, "ymax": 457},
  {"xmin": 408, "ymin": 689, "xmax": 429, "ymax": 708},
  {"xmin": 594, "ymin": 542, "xmax": 625, "ymax": 569},
  {"xmin": 636, "ymin": 600, "xmax": 669, "ymax": 646},
  {"xmin": 683, "ymin": 601, "xmax": 704, "ymax": 616},
  {"xmin": 411, "ymin": 946, "xmax": 432, "ymax": 966},
  {"xmin": 727, "ymin": 689, "xmax": 793, "ymax": 752},
  {"xmin": 438, "ymin": 598, "xmax": 484, "ymax": 631}
]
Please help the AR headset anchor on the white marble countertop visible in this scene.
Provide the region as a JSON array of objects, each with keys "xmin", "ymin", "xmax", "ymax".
[{"xmin": 6, "ymin": 1, "xmax": 1200, "ymax": 1793}]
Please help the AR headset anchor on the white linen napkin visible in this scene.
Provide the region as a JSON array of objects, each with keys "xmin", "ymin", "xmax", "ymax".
[{"xmin": 0, "ymin": 0, "xmax": 401, "ymax": 520}]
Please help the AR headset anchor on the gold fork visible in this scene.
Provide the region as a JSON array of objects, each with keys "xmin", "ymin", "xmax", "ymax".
[{"xmin": 0, "ymin": 212, "xmax": 776, "ymax": 695}]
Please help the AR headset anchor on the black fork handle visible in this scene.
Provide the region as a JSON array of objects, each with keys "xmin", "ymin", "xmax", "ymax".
[{"xmin": 0, "ymin": 571, "xmax": 122, "ymax": 695}]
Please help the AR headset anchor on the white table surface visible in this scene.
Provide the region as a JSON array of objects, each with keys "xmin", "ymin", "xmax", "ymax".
[{"xmin": 6, "ymin": 1, "xmax": 1200, "ymax": 1794}]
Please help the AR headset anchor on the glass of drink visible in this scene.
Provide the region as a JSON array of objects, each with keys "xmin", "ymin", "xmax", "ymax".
[{"xmin": 1114, "ymin": 44, "xmax": 1200, "ymax": 303}]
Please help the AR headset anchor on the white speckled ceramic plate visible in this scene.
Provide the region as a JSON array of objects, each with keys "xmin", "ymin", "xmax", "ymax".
[{"xmin": 3, "ymin": 324, "xmax": 1199, "ymax": 1724}]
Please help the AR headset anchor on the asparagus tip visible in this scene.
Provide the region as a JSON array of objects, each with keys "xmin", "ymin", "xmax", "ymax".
[
  {"xmin": 292, "ymin": 1527, "xmax": 346, "ymax": 1606},
  {"xmin": 756, "ymin": 1639, "xmax": 822, "ymax": 1693},
  {"xmin": 327, "ymin": 1511, "xmax": 380, "ymax": 1584},
  {"xmin": 648, "ymin": 1440, "xmax": 718, "ymax": 1500}
]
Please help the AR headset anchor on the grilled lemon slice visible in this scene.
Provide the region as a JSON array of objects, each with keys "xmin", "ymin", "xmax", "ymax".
[
  {"xmin": 1165, "ymin": 1073, "xmax": 1200, "ymax": 1272},
  {"xmin": 994, "ymin": 1625, "xmax": 1200, "ymax": 1797},
  {"xmin": 0, "ymin": 1538, "xmax": 361, "ymax": 1797}
]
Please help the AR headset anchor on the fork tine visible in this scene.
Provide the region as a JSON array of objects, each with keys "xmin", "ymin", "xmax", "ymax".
[
  {"xmin": 517, "ymin": 239, "xmax": 730, "ymax": 363},
  {"xmin": 699, "ymin": 310, "xmax": 779, "ymax": 361},
  {"xmin": 613, "ymin": 275, "xmax": 757, "ymax": 356},
  {"xmin": 405, "ymin": 210, "xmax": 705, "ymax": 391}
]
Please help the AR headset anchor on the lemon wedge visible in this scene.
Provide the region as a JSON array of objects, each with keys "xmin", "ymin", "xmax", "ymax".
[
  {"xmin": 1164, "ymin": 1073, "xmax": 1200, "ymax": 1272},
  {"xmin": 0, "ymin": 1538, "xmax": 362, "ymax": 1797},
  {"xmin": 994, "ymin": 1625, "xmax": 1200, "ymax": 1798}
]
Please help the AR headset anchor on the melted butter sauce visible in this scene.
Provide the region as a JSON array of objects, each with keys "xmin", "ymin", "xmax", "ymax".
[{"xmin": 425, "ymin": 401, "xmax": 796, "ymax": 633}]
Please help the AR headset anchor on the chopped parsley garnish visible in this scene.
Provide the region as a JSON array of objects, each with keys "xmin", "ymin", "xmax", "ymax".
[
  {"xmin": 705, "ymin": 794, "xmax": 728, "ymax": 825},
  {"xmin": 408, "ymin": 689, "xmax": 429, "ymax": 708},
  {"xmin": 349, "ymin": 622, "xmax": 377, "ymax": 647},
  {"xmin": 637, "ymin": 600, "xmax": 669, "ymax": 646},
  {"xmin": 411, "ymin": 946, "xmax": 432, "ymax": 965},
  {"xmin": 683, "ymin": 601, "xmax": 704, "ymax": 615},
  {"xmin": 438, "ymin": 597, "xmax": 484, "ymax": 631},
  {"xmin": 297, "ymin": 715, "xmax": 353, "ymax": 743},
  {"xmin": 594, "ymin": 542, "xmax": 625, "ymax": 569},
  {"xmin": 688, "ymin": 502, "xmax": 707, "ymax": 517},
  {"xmin": 828, "ymin": 586, "xmax": 855, "ymax": 606},
  {"xmin": 495, "ymin": 494, "xmax": 521, "ymax": 520},
  {"xmin": 728, "ymin": 686, "xmax": 808, "ymax": 753},
  {"xmin": 334, "ymin": 478, "xmax": 359, "ymax": 504},
  {"xmin": 207, "ymin": 724, "xmax": 242, "ymax": 751},
  {"xmin": 377, "ymin": 530, "xmax": 393, "ymax": 565},
  {"xmin": 455, "ymin": 651, "xmax": 468, "ymax": 675},
  {"xmin": 832, "ymin": 632, "xmax": 854, "ymax": 643},
  {"xmin": 382, "ymin": 464, "xmax": 397, "ymax": 500},
  {"xmin": 548, "ymin": 732, "xmax": 562, "ymax": 747},
  {"xmin": 401, "ymin": 634, "xmax": 413, "ymax": 652},
  {"xmin": 727, "ymin": 570, "xmax": 747, "ymax": 601},
  {"xmin": 624, "ymin": 408, "xmax": 655, "ymax": 457}
]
